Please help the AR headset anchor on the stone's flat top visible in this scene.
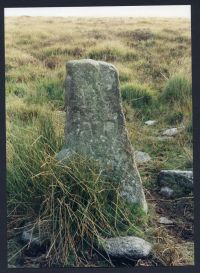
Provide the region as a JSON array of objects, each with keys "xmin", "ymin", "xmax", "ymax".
[
  {"xmin": 102, "ymin": 236, "xmax": 152, "ymax": 258},
  {"xmin": 160, "ymin": 170, "xmax": 193, "ymax": 177},
  {"xmin": 159, "ymin": 170, "xmax": 193, "ymax": 192},
  {"xmin": 66, "ymin": 58, "xmax": 117, "ymax": 70}
]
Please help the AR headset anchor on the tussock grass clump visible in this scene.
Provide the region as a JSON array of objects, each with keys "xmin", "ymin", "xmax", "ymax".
[
  {"xmin": 119, "ymin": 28, "xmax": 155, "ymax": 41},
  {"xmin": 7, "ymin": 104, "xmax": 147, "ymax": 266},
  {"xmin": 44, "ymin": 56, "xmax": 61, "ymax": 69},
  {"xmin": 37, "ymin": 78, "xmax": 64, "ymax": 102},
  {"xmin": 7, "ymin": 109, "xmax": 63, "ymax": 196},
  {"xmin": 87, "ymin": 30, "xmax": 108, "ymax": 40},
  {"xmin": 88, "ymin": 47, "xmax": 121, "ymax": 62},
  {"xmin": 130, "ymin": 29, "xmax": 155, "ymax": 41},
  {"xmin": 6, "ymin": 63, "xmax": 48, "ymax": 83},
  {"xmin": 8, "ymin": 148, "xmax": 147, "ymax": 266},
  {"xmin": 29, "ymin": 156, "xmax": 146, "ymax": 266},
  {"xmin": 5, "ymin": 49, "xmax": 40, "ymax": 67},
  {"xmin": 7, "ymin": 82, "xmax": 28, "ymax": 98},
  {"xmin": 161, "ymin": 75, "xmax": 192, "ymax": 104},
  {"xmin": 6, "ymin": 98, "xmax": 41, "ymax": 122},
  {"xmin": 25, "ymin": 77, "xmax": 64, "ymax": 108},
  {"xmin": 114, "ymin": 63, "xmax": 134, "ymax": 83},
  {"xmin": 87, "ymin": 43, "xmax": 137, "ymax": 62},
  {"xmin": 42, "ymin": 45, "xmax": 85, "ymax": 58},
  {"xmin": 165, "ymin": 111, "xmax": 184, "ymax": 125},
  {"xmin": 121, "ymin": 82, "xmax": 154, "ymax": 108}
]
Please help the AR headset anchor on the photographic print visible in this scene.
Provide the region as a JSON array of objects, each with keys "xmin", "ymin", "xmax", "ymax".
[{"xmin": 5, "ymin": 5, "xmax": 193, "ymax": 268}]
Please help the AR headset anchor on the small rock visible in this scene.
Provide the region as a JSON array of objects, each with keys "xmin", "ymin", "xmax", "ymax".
[
  {"xmin": 162, "ymin": 126, "xmax": 185, "ymax": 137},
  {"xmin": 21, "ymin": 230, "xmax": 42, "ymax": 246},
  {"xmin": 162, "ymin": 128, "xmax": 178, "ymax": 136},
  {"xmin": 160, "ymin": 186, "xmax": 174, "ymax": 197},
  {"xmin": 135, "ymin": 151, "xmax": 151, "ymax": 164},
  {"xmin": 156, "ymin": 136, "xmax": 173, "ymax": 141},
  {"xmin": 158, "ymin": 170, "xmax": 193, "ymax": 192},
  {"xmin": 102, "ymin": 236, "xmax": 152, "ymax": 259},
  {"xmin": 159, "ymin": 217, "xmax": 173, "ymax": 225},
  {"xmin": 20, "ymin": 223, "xmax": 48, "ymax": 247},
  {"xmin": 145, "ymin": 120, "xmax": 157, "ymax": 126}
]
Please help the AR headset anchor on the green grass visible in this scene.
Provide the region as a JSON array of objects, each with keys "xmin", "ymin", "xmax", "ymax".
[
  {"xmin": 25, "ymin": 77, "xmax": 64, "ymax": 108},
  {"xmin": 121, "ymin": 82, "xmax": 155, "ymax": 108},
  {"xmin": 7, "ymin": 126, "xmax": 147, "ymax": 266},
  {"xmin": 161, "ymin": 74, "xmax": 192, "ymax": 104},
  {"xmin": 5, "ymin": 16, "xmax": 192, "ymax": 267}
]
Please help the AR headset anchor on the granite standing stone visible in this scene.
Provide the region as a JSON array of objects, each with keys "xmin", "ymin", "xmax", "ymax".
[{"xmin": 57, "ymin": 59, "xmax": 147, "ymax": 212}]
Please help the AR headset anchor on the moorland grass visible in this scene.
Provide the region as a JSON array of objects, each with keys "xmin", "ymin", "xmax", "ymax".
[{"xmin": 5, "ymin": 16, "xmax": 192, "ymax": 266}]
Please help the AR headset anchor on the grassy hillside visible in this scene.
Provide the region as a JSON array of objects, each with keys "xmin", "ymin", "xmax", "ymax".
[{"xmin": 5, "ymin": 17, "xmax": 193, "ymax": 267}]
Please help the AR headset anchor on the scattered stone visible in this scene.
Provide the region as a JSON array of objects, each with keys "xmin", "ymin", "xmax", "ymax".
[
  {"xmin": 135, "ymin": 151, "xmax": 151, "ymax": 164},
  {"xmin": 20, "ymin": 222, "xmax": 48, "ymax": 247},
  {"xmin": 21, "ymin": 229, "xmax": 42, "ymax": 246},
  {"xmin": 56, "ymin": 59, "xmax": 147, "ymax": 212},
  {"xmin": 102, "ymin": 236, "xmax": 152, "ymax": 259},
  {"xmin": 160, "ymin": 186, "xmax": 174, "ymax": 198},
  {"xmin": 162, "ymin": 127, "xmax": 178, "ymax": 136},
  {"xmin": 158, "ymin": 170, "xmax": 193, "ymax": 196},
  {"xmin": 144, "ymin": 120, "xmax": 157, "ymax": 126},
  {"xmin": 162, "ymin": 126, "xmax": 185, "ymax": 137},
  {"xmin": 156, "ymin": 136, "xmax": 173, "ymax": 141},
  {"xmin": 159, "ymin": 217, "xmax": 173, "ymax": 225},
  {"xmin": 159, "ymin": 170, "xmax": 193, "ymax": 189}
]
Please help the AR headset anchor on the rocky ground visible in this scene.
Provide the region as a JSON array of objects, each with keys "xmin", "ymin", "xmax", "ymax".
[
  {"xmin": 8, "ymin": 131, "xmax": 194, "ymax": 268},
  {"xmin": 8, "ymin": 193, "xmax": 194, "ymax": 268}
]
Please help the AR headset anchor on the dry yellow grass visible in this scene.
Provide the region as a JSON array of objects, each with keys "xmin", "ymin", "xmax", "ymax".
[{"xmin": 6, "ymin": 16, "xmax": 192, "ymax": 267}]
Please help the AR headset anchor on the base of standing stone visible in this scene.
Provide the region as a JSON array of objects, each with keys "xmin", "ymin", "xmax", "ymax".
[
  {"xmin": 55, "ymin": 148, "xmax": 75, "ymax": 161},
  {"xmin": 56, "ymin": 147, "xmax": 148, "ymax": 213}
]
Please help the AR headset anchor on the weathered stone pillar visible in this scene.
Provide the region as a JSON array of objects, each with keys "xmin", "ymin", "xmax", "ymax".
[{"xmin": 57, "ymin": 59, "xmax": 147, "ymax": 212}]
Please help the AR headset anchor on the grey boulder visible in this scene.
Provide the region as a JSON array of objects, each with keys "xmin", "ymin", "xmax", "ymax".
[
  {"xmin": 135, "ymin": 151, "xmax": 151, "ymax": 164},
  {"xmin": 162, "ymin": 126, "xmax": 185, "ymax": 137},
  {"xmin": 158, "ymin": 170, "xmax": 193, "ymax": 196},
  {"xmin": 101, "ymin": 236, "xmax": 152, "ymax": 259}
]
